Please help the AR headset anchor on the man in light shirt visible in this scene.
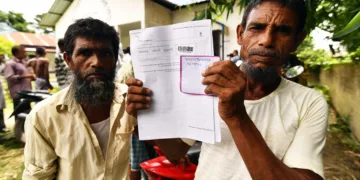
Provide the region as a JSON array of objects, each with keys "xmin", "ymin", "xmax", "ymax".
[
  {"xmin": 126, "ymin": 0, "xmax": 328, "ymax": 179},
  {"xmin": 23, "ymin": 18, "xmax": 136, "ymax": 180}
]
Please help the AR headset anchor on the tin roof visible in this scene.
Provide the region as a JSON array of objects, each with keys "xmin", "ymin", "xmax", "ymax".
[{"xmin": 0, "ymin": 32, "xmax": 56, "ymax": 52}]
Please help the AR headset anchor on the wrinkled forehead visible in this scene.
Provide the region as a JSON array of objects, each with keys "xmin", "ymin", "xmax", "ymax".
[
  {"xmin": 74, "ymin": 37, "xmax": 113, "ymax": 50},
  {"xmin": 246, "ymin": 2, "xmax": 298, "ymax": 28}
]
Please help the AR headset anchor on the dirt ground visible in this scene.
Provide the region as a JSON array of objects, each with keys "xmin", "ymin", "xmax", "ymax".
[{"xmin": 324, "ymin": 131, "xmax": 360, "ymax": 180}]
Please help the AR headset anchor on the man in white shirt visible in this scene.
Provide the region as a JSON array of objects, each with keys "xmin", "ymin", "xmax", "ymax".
[{"xmin": 126, "ymin": 0, "xmax": 328, "ymax": 179}]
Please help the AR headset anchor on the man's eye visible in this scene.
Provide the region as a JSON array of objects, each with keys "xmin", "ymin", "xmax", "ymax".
[
  {"xmin": 79, "ymin": 49, "xmax": 92, "ymax": 56},
  {"xmin": 103, "ymin": 51, "xmax": 113, "ymax": 56},
  {"xmin": 249, "ymin": 26, "xmax": 263, "ymax": 31},
  {"xmin": 277, "ymin": 27, "xmax": 291, "ymax": 34}
]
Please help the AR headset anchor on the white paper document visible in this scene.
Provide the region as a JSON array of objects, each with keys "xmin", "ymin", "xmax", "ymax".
[
  {"xmin": 180, "ymin": 56, "xmax": 220, "ymax": 95},
  {"xmin": 130, "ymin": 20, "xmax": 221, "ymax": 143}
]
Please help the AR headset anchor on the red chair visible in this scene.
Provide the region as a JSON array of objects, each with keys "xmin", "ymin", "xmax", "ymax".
[{"xmin": 140, "ymin": 146, "xmax": 197, "ymax": 180}]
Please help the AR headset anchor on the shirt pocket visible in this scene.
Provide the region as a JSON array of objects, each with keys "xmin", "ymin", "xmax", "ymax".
[{"xmin": 113, "ymin": 127, "xmax": 134, "ymax": 165}]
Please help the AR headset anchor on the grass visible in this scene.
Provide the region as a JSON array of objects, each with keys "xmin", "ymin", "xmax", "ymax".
[
  {"xmin": 0, "ymin": 74, "xmax": 58, "ymax": 180},
  {"xmin": 0, "ymin": 131, "xmax": 24, "ymax": 180}
]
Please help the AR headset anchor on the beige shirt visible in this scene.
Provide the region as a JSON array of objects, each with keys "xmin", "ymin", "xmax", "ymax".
[
  {"xmin": 23, "ymin": 82, "xmax": 136, "ymax": 180},
  {"xmin": 194, "ymin": 78, "xmax": 328, "ymax": 179}
]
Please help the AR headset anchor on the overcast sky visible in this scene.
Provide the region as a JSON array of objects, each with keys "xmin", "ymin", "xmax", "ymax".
[{"xmin": 0, "ymin": 0, "xmax": 202, "ymax": 23}]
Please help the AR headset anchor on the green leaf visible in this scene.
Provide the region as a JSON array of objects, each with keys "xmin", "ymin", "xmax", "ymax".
[{"xmin": 333, "ymin": 11, "xmax": 360, "ymax": 38}]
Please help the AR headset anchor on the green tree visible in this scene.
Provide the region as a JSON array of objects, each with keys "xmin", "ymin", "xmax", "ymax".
[
  {"xmin": 32, "ymin": 14, "xmax": 54, "ymax": 34},
  {"xmin": 315, "ymin": 0, "xmax": 360, "ymax": 52},
  {"xmin": 193, "ymin": 0, "xmax": 360, "ymax": 52},
  {"xmin": 0, "ymin": 11, "xmax": 33, "ymax": 33},
  {"xmin": 0, "ymin": 11, "xmax": 8, "ymax": 23},
  {"xmin": 0, "ymin": 36, "xmax": 16, "ymax": 56},
  {"xmin": 296, "ymin": 36, "xmax": 314, "ymax": 53}
]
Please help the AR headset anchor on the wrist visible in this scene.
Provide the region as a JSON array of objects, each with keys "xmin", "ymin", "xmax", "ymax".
[{"xmin": 225, "ymin": 106, "xmax": 248, "ymax": 129}]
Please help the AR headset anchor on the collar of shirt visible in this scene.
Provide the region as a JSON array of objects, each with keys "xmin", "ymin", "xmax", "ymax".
[{"xmin": 13, "ymin": 57, "xmax": 25, "ymax": 63}]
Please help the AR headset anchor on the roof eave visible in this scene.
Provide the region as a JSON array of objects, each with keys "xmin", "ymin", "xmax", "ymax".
[{"xmin": 39, "ymin": 0, "xmax": 73, "ymax": 28}]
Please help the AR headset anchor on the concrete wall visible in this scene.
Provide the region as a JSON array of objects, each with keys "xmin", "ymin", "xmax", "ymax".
[
  {"xmin": 171, "ymin": 3, "xmax": 244, "ymax": 59},
  {"xmin": 171, "ymin": 4, "xmax": 208, "ymax": 24},
  {"xmin": 55, "ymin": 0, "xmax": 145, "ymax": 41},
  {"xmin": 319, "ymin": 64, "xmax": 360, "ymax": 141},
  {"xmin": 54, "ymin": 0, "xmax": 243, "ymax": 57},
  {"xmin": 144, "ymin": 0, "xmax": 172, "ymax": 27},
  {"xmin": 55, "ymin": 0, "xmax": 80, "ymax": 40}
]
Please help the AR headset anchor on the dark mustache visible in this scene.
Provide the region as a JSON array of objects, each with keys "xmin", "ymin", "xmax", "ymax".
[
  {"xmin": 248, "ymin": 48, "xmax": 279, "ymax": 58},
  {"xmin": 84, "ymin": 69, "xmax": 110, "ymax": 78}
]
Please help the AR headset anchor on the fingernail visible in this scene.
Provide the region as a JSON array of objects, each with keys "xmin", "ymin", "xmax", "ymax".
[
  {"xmin": 146, "ymin": 104, "xmax": 150, "ymax": 108},
  {"xmin": 201, "ymin": 70, "xmax": 205, "ymax": 76},
  {"xmin": 146, "ymin": 97, "xmax": 151, "ymax": 101},
  {"xmin": 208, "ymin": 62, "xmax": 214, "ymax": 67}
]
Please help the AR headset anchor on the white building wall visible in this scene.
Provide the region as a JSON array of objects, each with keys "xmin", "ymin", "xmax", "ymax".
[
  {"xmin": 171, "ymin": 4, "xmax": 244, "ymax": 59},
  {"xmin": 54, "ymin": 0, "xmax": 244, "ymax": 57},
  {"xmin": 171, "ymin": 4, "xmax": 208, "ymax": 24},
  {"xmin": 55, "ymin": 0, "xmax": 145, "ymax": 39},
  {"xmin": 55, "ymin": 0, "xmax": 80, "ymax": 40},
  {"xmin": 144, "ymin": 0, "xmax": 172, "ymax": 27}
]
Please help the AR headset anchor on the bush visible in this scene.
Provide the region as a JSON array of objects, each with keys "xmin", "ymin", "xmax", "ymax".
[
  {"xmin": 297, "ymin": 48, "xmax": 354, "ymax": 73},
  {"xmin": 350, "ymin": 47, "xmax": 360, "ymax": 62},
  {"xmin": 0, "ymin": 36, "xmax": 15, "ymax": 56}
]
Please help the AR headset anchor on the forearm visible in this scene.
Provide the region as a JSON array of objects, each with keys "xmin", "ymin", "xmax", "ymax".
[
  {"xmin": 154, "ymin": 138, "xmax": 191, "ymax": 163},
  {"xmin": 7, "ymin": 75, "xmax": 20, "ymax": 83},
  {"xmin": 228, "ymin": 114, "xmax": 322, "ymax": 180}
]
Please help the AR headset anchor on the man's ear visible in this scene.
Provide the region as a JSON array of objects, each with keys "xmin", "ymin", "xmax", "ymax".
[
  {"xmin": 237, "ymin": 24, "xmax": 244, "ymax": 46},
  {"xmin": 293, "ymin": 31, "xmax": 307, "ymax": 51},
  {"xmin": 63, "ymin": 52, "xmax": 73, "ymax": 70}
]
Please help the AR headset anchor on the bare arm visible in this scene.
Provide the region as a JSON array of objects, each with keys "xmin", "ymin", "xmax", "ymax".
[
  {"xmin": 4, "ymin": 63, "xmax": 35, "ymax": 83},
  {"xmin": 226, "ymin": 115, "xmax": 322, "ymax": 180},
  {"xmin": 43, "ymin": 61, "xmax": 53, "ymax": 89},
  {"xmin": 154, "ymin": 139, "xmax": 191, "ymax": 163}
]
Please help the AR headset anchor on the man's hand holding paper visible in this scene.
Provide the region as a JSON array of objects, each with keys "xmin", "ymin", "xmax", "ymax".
[
  {"xmin": 130, "ymin": 20, "xmax": 220, "ymax": 143},
  {"xmin": 202, "ymin": 61, "xmax": 248, "ymax": 127}
]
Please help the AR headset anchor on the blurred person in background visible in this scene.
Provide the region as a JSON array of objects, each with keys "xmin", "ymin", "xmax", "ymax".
[
  {"xmin": 32, "ymin": 47, "xmax": 53, "ymax": 90},
  {"xmin": 4, "ymin": 46, "xmax": 35, "ymax": 120},
  {"xmin": 231, "ymin": 49, "xmax": 241, "ymax": 64},
  {"xmin": 55, "ymin": 39, "xmax": 70, "ymax": 89}
]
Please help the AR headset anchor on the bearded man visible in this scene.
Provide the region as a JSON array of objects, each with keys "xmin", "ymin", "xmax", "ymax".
[
  {"xmin": 23, "ymin": 18, "xmax": 136, "ymax": 180},
  {"xmin": 126, "ymin": 0, "xmax": 328, "ymax": 179}
]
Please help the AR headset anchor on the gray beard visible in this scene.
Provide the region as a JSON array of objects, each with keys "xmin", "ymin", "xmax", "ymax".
[
  {"xmin": 240, "ymin": 61, "xmax": 279, "ymax": 83},
  {"xmin": 69, "ymin": 70, "xmax": 115, "ymax": 107}
]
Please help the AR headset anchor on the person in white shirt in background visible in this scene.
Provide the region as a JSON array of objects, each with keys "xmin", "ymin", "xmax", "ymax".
[{"xmin": 125, "ymin": 0, "xmax": 328, "ymax": 179}]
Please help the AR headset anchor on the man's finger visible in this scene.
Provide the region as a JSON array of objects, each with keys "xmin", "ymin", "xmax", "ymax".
[
  {"xmin": 127, "ymin": 94, "xmax": 151, "ymax": 104},
  {"xmin": 204, "ymin": 84, "xmax": 224, "ymax": 96},
  {"xmin": 128, "ymin": 86, "xmax": 152, "ymax": 95},
  {"xmin": 126, "ymin": 103, "xmax": 150, "ymax": 115},
  {"xmin": 202, "ymin": 65, "xmax": 236, "ymax": 80},
  {"xmin": 209, "ymin": 60, "xmax": 239, "ymax": 72},
  {"xmin": 126, "ymin": 78, "xmax": 143, "ymax": 86},
  {"xmin": 202, "ymin": 74, "xmax": 232, "ymax": 87}
]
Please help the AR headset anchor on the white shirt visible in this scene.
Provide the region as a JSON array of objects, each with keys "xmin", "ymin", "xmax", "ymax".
[
  {"xmin": 90, "ymin": 118, "xmax": 110, "ymax": 158},
  {"xmin": 194, "ymin": 78, "xmax": 328, "ymax": 180}
]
